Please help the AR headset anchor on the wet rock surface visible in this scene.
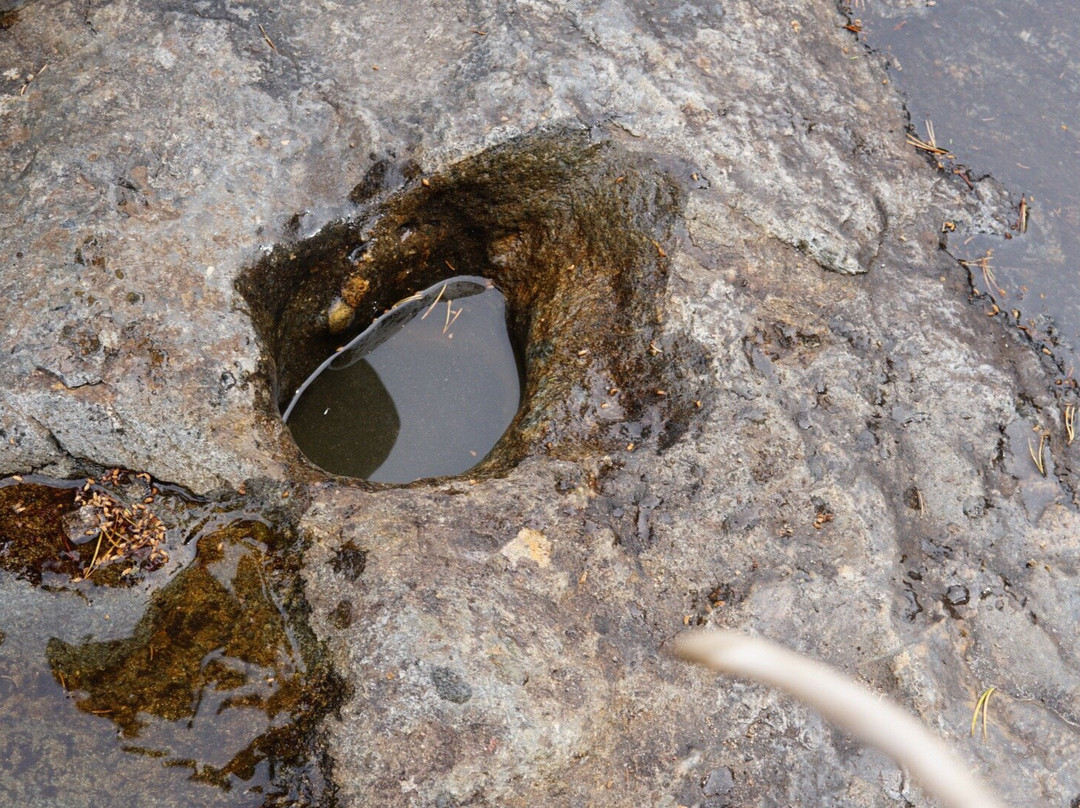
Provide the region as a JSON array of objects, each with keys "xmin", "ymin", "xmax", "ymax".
[
  {"xmin": 3, "ymin": 1, "xmax": 1080, "ymax": 806},
  {"xmin": 0, "ymin": 474, "xmax": 341, "ymax": 806}
]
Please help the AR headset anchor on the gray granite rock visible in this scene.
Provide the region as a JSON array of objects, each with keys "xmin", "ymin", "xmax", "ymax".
[{"xmin": 3, "ymin": 0, "xmax": 1080, "ymax": 806}]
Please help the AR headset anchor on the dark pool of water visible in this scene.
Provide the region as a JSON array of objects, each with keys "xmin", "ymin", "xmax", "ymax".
[
  {"xmin": 285, "ymin": 277, "xmax": 522, "ymax": 483},
  {"xmin": 0, "ymin": 474, "xmax": 336, "ymax": 807},
  {"xmin": 851, "ymin": 0, "xmax": 1080, "ymax": 373}
]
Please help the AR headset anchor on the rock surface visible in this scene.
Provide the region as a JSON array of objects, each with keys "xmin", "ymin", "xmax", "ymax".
[{"xmin": 3, "ymin": 0, "xmax": 1080, "ymax": 806}]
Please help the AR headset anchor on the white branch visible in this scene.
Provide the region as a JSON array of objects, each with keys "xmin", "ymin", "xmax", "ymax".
[{"xmin": 673, "ymin": 630, "xmax": 1004, "ymax": 808}]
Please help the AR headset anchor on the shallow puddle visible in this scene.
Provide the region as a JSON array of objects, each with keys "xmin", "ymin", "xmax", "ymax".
[
  {"xmin": 851, "ymin": 0, "xmax": 1080, "ymax": 373},
  {"xmin": 285, "ymin": 277, "xmax": 522, "ymax": 482},
  {"xmin": 0, "ymin": 473, "xmax": 338, "ymax": 807}
]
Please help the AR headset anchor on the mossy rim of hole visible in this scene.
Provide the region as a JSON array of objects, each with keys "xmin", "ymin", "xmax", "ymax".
[{"xmin": 238, "ymin": 126, "xmax": 703, "ymax": 484}]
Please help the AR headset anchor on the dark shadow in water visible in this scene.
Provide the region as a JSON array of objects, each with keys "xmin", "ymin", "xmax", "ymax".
[{"xmin": 286, "ymin": 358, "xmax": 400, "ymax": 480}]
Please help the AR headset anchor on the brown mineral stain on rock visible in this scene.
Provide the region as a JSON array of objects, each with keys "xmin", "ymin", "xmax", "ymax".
[
  {"xmin": 341, "ymin": 274, "xmax": 370, "ymax": 307},
  {"xmin": 500, "ymin": 527, "xmax": 551, "ymax": 568},
  {"xmin": 44, "ymin": 518, "xmax": 344, "ymax": 793},
  {"xmin": 0, "ymin": 472, "xmax": 171, "ymax": 586},
  {"xmin": 326, "ymin": 296, "xmax": 355, "ymax": 334},
  {"xmin": 47, "ymin": 524, "xmax": 292, "ymax": 737}
]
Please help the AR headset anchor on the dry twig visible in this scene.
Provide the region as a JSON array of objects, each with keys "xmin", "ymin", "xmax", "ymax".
[
  {"xmin": 907, "ymin": 119, "xmax": 953, "ymax": 157},
  {"xmin": 674, "ymin": 631, "xmax": 1005, "ymax": 808},
  {"xmin": 971, "ymin": 687, "xmax": 998, "ymax": 742},
  {"xmin": 259, "ymin": 24, "xmax": 277, "ymax": 51},
  {"xmin": 1028, "ymin": 432, "xmax": 1047, "ymax": 477},
  {"xmin": 421, "ymin": 283, "xmax": 447, "ymax": 320},
  {"xmin": 958, "ymin": 250, "xmax": 1004, "ymax": 298}
]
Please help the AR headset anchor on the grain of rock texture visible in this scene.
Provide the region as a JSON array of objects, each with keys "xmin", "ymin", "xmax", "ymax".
[{"xmin": 2, "ymin": 0, "xmax": 1080, "ymax": 806}]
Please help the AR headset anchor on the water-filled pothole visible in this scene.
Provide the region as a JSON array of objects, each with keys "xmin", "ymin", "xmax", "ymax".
[
  {"xmin": 240, "ymin": 128, "xmax": 702, "ymax": 482},
  {"xmin": 283, "ymin": 276, "xmax": 521, "ymax": 482}
]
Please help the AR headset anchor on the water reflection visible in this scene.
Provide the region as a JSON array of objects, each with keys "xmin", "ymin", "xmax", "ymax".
[{"xmin": 286, "ymin": 277, "xmax": 522, "ymax": 482}]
